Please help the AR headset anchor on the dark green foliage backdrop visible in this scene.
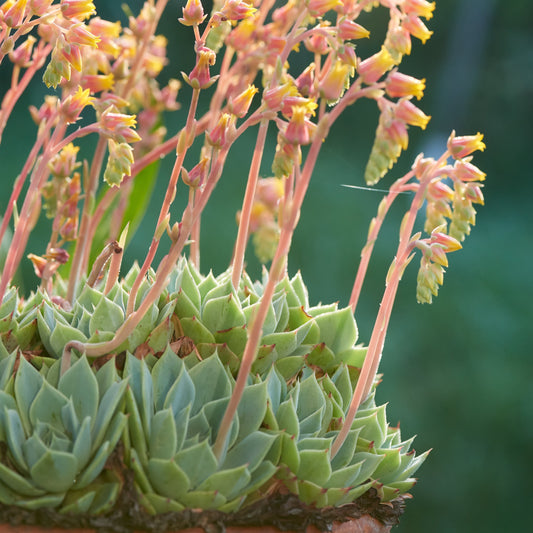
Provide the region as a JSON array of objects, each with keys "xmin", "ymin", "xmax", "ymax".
[{"xmin": 0, "ymin": 1, "xmax": 531, "ymax": 531}]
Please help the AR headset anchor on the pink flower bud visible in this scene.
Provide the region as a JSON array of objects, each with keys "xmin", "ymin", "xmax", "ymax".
[
  {"xmin": 229, "ymin": 84, "xmax": 258, "ymax": 118},
  {"xmin": 402, "ymin": 0, "xmax": 436, "ymax": 20},
  {"xmin": 402, "ymin": 14, "xmax": 433, "ymax": 44},
  {"xmin": 179, "ymin": 0, "xmax": 206, "ymax": 26},
  {"xmin": 395, "ymin": 99, "xmax": 431, "ymax": 129},
  {"xmin": 447, "ymin": 131, "xmax": 485, "ymax": 159},
  {"xmin": 453, "ymin": 159, "xmax": 486, "ymax": 183},
  {"xmin": 357, "ymin": 46, "xmax": 395, "ymax": 84},
  {"xmin": 61, "ymin": 0, "xmax": 96, "ymax": 21},
  {"xmin": 386, "ymin": 71, "xmax": 425, "ymax": 100},
  {"xmin": 220, "ymin": 0, "xmax": 256, "ymax": 22},
  {"xmin": 207, "ymin": 113, "xmax": 235, "ymax": 147},
  {"xmin": 338, "ymin": 19, "xmax": 370, "ymax": 41}
]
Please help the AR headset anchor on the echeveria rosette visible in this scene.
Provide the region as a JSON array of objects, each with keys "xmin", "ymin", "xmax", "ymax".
[
  {"xmin": 123, "ymin": 347, "xmax": 279, "ymax": 513},
  {"xmin": 268, "ymin": 365, "xmax": 429, "ymax": 505},
  {"xmin": 0, "ymin": 353, "xmax": 127, "ymax": 512}
]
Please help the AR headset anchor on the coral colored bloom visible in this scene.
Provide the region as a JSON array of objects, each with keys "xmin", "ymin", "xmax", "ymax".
[
  {"xmin": 184, "ymin": 156, "xmax": 210, "ymax": 188},
  {"xmin": 395, "ymin": 99, "xmax": 431, "ymax": 129},
  {"xmin": 100, "ymin": 107, "xmax": 141, "ymax": 143},
  {"xmin": 207, "ymin": 113, "xmax": 235, "ymax": 147},
  {"xmin": 179, "ymin": 0, "xmax": 206, "ymax": 26},
  {"xmin": 186, "ymin": 47, "xmax": 217, "ymax": 90},
  {"xmin": 1, "ymin": 0, "xmax": 28, "ymax": 28},
  {"xmin": 263, "ymin": 83, "xmax": 298, "ymax": 110},
  {"xmin": 403, "ymin": 14, "xmax": 433, "ymax": 44},
  {"xmin": 61, "ymin": 86, "xmax": 94, "ymax": 122},
  {"xmin": 229, "ymin": 85, "xmax": 258, "ymax": 118},
  {"xmin": 61, "ymin": 0, "xmax": 96, "ymax": 20},
  {"xmin": 403, "ymin": 0, "xmax": 435, "ymax": 20},
  {"xmin": 29, "ymin": 0, "xmax": 53, "ymax": 16},
  {"xmin": 220, "ymin": 0, "xmax": 256, "ymax": 22},
  {"xmin": 430, "ymin": 231, "xmax": 462, "ymax": 252},
  {"xmin": 453, "ymin": 159, "xmax": 486, "ymax": 182},
  {"xmin": 66, "ymin": 23, "xmax": 100, "ymax": 47},
  {"xmin": 10, "ymin": 35, "xmax": 36, "ymax": 67},
  {"xmin": 358, "ymin": 46, "xmax": 395, "ymax": 84},
  {"xmin": 387, "ymin": 26, "xmax": 412, "ymax": 56},
  {"xmin": 284, "ymin": 106, "xmax": 315, "ymax": 145},
  {"xmin": 82, "ymin": 73, "xmax": 114, "ymax": 93},
  {"xmin": 386, "ymin": 71, "xmax": 425, "ymax": 100},
  {"xmin": 307, "ymin": 0, "xmax": 342, "ymax": 17},
  {"xmin": 447, "ymin": 131, "xmax": 485, "ymax": 159},
  {"xmin": 319, "ymin": 60, "xmax": 350, "ymax": 102},
  {"xmin": 338, "ymin": 19, "xmax": 370, "ymax": 41}
]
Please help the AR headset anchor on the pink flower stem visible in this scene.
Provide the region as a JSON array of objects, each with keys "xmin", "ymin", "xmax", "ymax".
[
  {"xmin": 213, "ymin": 119, "xmax": 328, "ymax": 460},
  {"xmin": 331, "ymin": 158, "xmax": 446, "ymax": 458},
  {"xmin": 0, "ymin": 108, "xmax": 58, "ymax": 272},
  {"xmin": 231, "ymin": 119, "xmax": 269, "ymax": 287},
  {"xmin": 0, "ymin": 42, "xmax": 52, "ymax": 143},
  {"xmin": 0, "ymin": 121, "xmax": 66, "ymax": 303},
  {"xmin": 126, "ymin": 87, "xmax": 200, "ymax": 315},
  {"xmin": 66, "ymin": 136, "xmax": 108, "ymax": 302},
  {"xmin": 349, "ymin": 171, "xmax": 415, "ymax": 313}
]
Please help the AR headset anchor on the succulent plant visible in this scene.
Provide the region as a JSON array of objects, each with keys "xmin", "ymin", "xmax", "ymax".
[
  {"xmin": 0, "ymin": 258, "xmax": 427, "ymax": 516},
  {"xmin": 0, "ymin": 352, "xmax": 127, "ymax": 513}
]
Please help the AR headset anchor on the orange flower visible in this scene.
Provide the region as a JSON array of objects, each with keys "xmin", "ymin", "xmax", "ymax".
[
  {"xmin": 358, "ymin": 46, "xmax": 395, "ymax": 84},
  {"xmin": 386, "ymin": 71, "xmax": 425, "ymax": 100}
]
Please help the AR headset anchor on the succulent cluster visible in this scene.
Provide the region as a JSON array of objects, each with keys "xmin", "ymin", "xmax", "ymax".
[{"xmin": 0, "ymin": 259, "xmax": 427, "ymax": 514}]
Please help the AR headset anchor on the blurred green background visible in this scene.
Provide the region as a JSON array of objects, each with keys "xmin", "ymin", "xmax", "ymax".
[{"xmin": 1, "ymin": 1, "xmax": 531, "ymax": 531}]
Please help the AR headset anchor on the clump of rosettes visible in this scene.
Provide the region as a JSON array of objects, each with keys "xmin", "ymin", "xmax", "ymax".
[{"xmin": 0, "ymin": 259, "xmax": 427, "ymax": 513}]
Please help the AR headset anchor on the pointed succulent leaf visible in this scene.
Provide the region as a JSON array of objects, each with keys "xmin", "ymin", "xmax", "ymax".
[
  {"xmin": 352, "ymin": 405, "xmax": 387, "ymax": 447},
  {"xmin": 202, "ymin": 293, "xmax": 246, "ymax": 332},
  {"xmin": 147, "ymin": 316, "xmax": 173, "ymax": 353},
  {"xmin": 189, "ymin": 356, "xmax": 231, "ymax": 415},
  {"xmin": 275, "ymin": 355, "xmax": 306, "ymax": 380},
  {"xmin": 152, "ymin": 346, "xmax": 185, "ymax": 410},
  {"xmin": 149, "ymin": 408, "xmax": 178, "ymax": 460},
  {"xmin": 89, "ymin": 297, "xmax": 124, "ymax": 336},
  {"xmin": 197, "ymin": 272, "xmax": 218, "ymax": 302},
  {"xmin": 144, "ymin": 491, "xmax": 185, "ymax": 513},
  {"xmin": 314, "ymin": 307, "xmax": 358, "ymax": 353},
  {"xmin": 126, "ymin": 387, "xmax": 148, "ymax": 466},
  {"xmin": 197, "ymin": 464, "xmax": 251, "ymax": 500},
  {"xmin": 297, "ymin": 479, "xmax": 328, "ymax": 507},
  {"xmin": 175, "ymin": 439, "xmax": 218, "ymax": 488},
  {"xmin": 0, "ymin": 391, "xmax": 17, "ymax": 439},
  {"xmin": 71, "ymin": 416, "xmax": 93, "ymax": 471},
  {"xmin": 299, "ymin": 408, "xmax": 325, "ymax": 438},
  {"xmin": 146, "ymin": 457, "xmax": 191, "ymax": 499},
  {"xmin": 306, "ymin": 343, "xmax": 336, "ymax": 370},
  {"xmin": 4, "ymin": 408, "xmax": 29, "ymax": 472},
  {"xmin": 174, "ymin": 289, "xmax": 201, "ymax": 319},
  {"xmin": 92, "ymin": 380, "xmax": 128, "ymax": 451},
  {"xmin": 180, "ymin": 316, "xmax": 216, "ymax": 345},
  {"xmin": 74, "ymin": 440, "xmax": 111, "ymax": 489},
  {"xmin": 28, "ymin": 381, "xmax": 68, "ymax": 431},
  {"xmin": 179, "ymin": 490, "xmax": 227, "ymax": 510},
  {"xmin": 77, "ymin": 284, "xmax": 105, "ymax": 311},
  {"xmin": 22, "ymin": 431, "xmax": 48, "ymax": 470},
  {"xmin": 13, "ymin": 493, "xmax": 66, "ymax": 509},
  {"xmin": 296, "ymin": 374, "xmax": 326, "ymax": 421},
  {"xmin": 88, "ymin": 477, "xmax": 122, "ymax": 514},
  {"xmin": 265, "ymin": 366, "xmax": 285, "ymax": 415},
  {"xmin": 279, "ymin": 433, "xmax": 300, "ymax": 472},
  {"xmin": 0, "ymin": 288, "xmax": 17, "ymax": 318},
  {"xmin": 214, "ymin": 325, "xmax": 247, "ymax": 356},
  {"xmin": 60, "ymin": 490, "xmax": 96, "ymax": 513},
  {"xmin": 350, "ymin": 452, "xmax": 385, "ymax": 486},
  {"xmin": 14, "ymin": 356, "xmax": 44, "ymax": 434},
  {"xmin": 30, "ymin": 449, "xmax": 78, "ymax": 492},
  {"xmin": 58, "ymin": 356, "xmax": 98, "ymax": 423},
  {"xmin": 129, "ymin": 448, "xmax": 154, "ymax": 494},
  {"xmin": 222, "ymin": 431, "xmax": 277, "ymax": 473},
  {"xmin": 307, "ymin": 302, "xmax": 338, "ymax": 318},
  {"xmin": 236, "ymin": 382, "xmax": 268, "ymax": 441},
  {"xmin": 49, "ymin": 322, "xmax": 88, "ymax": 358},
  {"xmin": 95, "ymin": 358, "xmax": 119, "ymax": 401},
  {"xmin": 276, "ymin": 398, "xmax": 299, "ymax": 437},
  {"xmin": 13, "ymin": 318, "xmax": 37, "ymax": 349},
  {"xmin": 296, "ymin": 448, "xmax": 331, "ymax": 485},
  {"xmin": 123, "ymin": 353, "xmax": 153, "ymax": 438},
  {"xmin": 125, "ymin": 303, "xmax": 158, "ymax": 352},
  {"xmin": 330, "ymin": 428, "xmax": 361, "ymax": 470},
  {"xmin": 372, "ymin": 447, "xmax": 402, "ymax": 482},
  {"xmin": 261, "ymin": 321, "xmax": 313, "ymax": 358},
  {"xmin": 0, "ymin": 463, "xmax": 45, "ymax": 497},
  {"xmin": 324, "ymin": 462, "xmax": 363, "ymax": 489},
  {"xmin": 163, "ymin": 364, "xmax": 195, "ymax": 418}
]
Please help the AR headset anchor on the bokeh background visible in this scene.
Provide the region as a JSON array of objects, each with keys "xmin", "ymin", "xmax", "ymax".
[{"xmin": 1, "ymin": 1, "xmax": 531, "ymax": 532}]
